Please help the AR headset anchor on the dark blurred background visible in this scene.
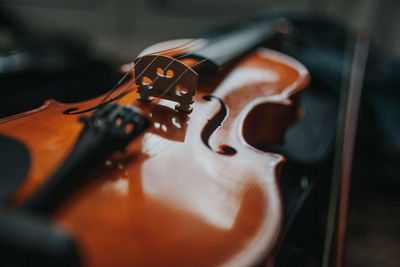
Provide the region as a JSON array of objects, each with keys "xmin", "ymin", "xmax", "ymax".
[
  {"xmin": 0, "ymin": 1, "xmax": 399, "ymax": 266},
  {"xmin": 1, "ymin": 0, "xmax": 399, "ymax": 65}
]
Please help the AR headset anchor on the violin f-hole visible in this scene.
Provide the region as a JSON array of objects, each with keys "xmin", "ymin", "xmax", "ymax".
[{"xmin": 201, "ymin": 95, "xmax": 237, "ymax": 156}]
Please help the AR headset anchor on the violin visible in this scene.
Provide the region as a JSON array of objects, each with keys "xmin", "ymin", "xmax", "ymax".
[{"xmin": 0, "ymin": 18, "xmax": 309, "ymax": 266}]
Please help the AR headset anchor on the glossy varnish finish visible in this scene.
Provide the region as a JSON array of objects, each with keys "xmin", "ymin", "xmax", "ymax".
[{"xmin": 0, "ymin": 47, "xmax": 309, "ymax": 266}]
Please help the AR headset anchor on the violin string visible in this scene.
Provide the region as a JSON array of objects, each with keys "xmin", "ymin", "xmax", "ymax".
[
  {"xmin": 138, "ymin": 51, "xmax": 196, "ymax": 93},
  {"xmin": 100, "ymin": 56, "xmax": 145, "ymax": 103},
  {"xmin": 100, "ymin": 39, "xmax": 198, "ymax": 104},
  {"xmin": 99, "ymin": 51, "xmax": 200, "ymax": 118},
  {"xmin": 145, "ymin": 58, "xmax": 207, "ymax": 106},
  {"xmin": 70, "ymin": 50, "xmax": 183, "ymax": 115},
  {"xmin": 68, "ymin": 43, "xmax": 199, "ymax": 115},
  {"xmin": 116, "ymin": 49, "xmax": 200, "ymax": 104}
]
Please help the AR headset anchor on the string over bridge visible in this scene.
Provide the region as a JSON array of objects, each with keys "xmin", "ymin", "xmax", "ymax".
[{"xmin": 134, "ymin": 55, "xmax": 198, "ymax": 113}]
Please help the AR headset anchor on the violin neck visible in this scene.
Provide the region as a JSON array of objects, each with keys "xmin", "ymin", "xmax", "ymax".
[{"xmin": 182, "ymin": 19, "xmax": 286, "ymax": 73}]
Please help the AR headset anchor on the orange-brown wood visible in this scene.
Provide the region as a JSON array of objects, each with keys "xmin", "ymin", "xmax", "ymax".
[{"xmin": 0, "ymin": 45, "xmax": 309, "ymax": 266}]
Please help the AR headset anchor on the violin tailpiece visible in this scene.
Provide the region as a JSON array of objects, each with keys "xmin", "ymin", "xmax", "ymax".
[
  {"xmin": 134, "ymin": 55, "xmax": 198, "ymax": 113},
  {"xmin": 20, "ymin": 104, "xmax": 150, "ymax": 214}
]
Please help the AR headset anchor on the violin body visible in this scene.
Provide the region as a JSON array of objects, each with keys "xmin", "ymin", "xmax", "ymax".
[{"xmin": 0, "ymin": 38, "xmax": 309, "ymax": 266}]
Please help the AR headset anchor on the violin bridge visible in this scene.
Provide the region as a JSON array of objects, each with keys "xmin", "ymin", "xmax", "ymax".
[{"xmin": 134, "ymin": 54, "xmax": 198, "ymax": 113}]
